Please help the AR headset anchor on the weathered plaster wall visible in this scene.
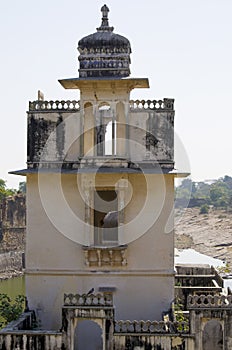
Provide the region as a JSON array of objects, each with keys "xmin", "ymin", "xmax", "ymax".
[
  {"xmin": 26, "ymin": 172, "xmax": 174, "ymax": 329},
  {"xmin": 0, "ymin": 194, "xmax": 25, "ymax": 277},
  {"xmin": 113, "ymin": 334, "xmax": 195, "ymax": 350},
  {"xmin": 27, "ymin": 102, "xmax": 174, "ymax": 165},
  {"xmin": 0, "ymin": 195, "xmax": 26, "ymax": 229},
  {"xmin": 27, "ymin": 111, "xmax": 81, "ymax": 164}
]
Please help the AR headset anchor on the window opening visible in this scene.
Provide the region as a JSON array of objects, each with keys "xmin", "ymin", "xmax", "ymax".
[
  {"xmin": 94, "ymin": 190, "xmax": 118, "ymax": 245},
  {"xmin": 96, "ymin": 105, "xmax": 117, "ymax": 156},
  {"xmin": 105, "ymin": 120, "xmax": 117, "ymax": 155}
]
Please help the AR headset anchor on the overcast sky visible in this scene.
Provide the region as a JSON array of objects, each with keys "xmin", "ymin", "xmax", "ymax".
[{"xmin": 0, "ymin": 0, "xmax": 231, "ymax": 188}]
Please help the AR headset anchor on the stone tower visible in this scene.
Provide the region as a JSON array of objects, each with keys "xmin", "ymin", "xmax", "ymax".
[{"xmin": 12, "ymin": 4, "xmax": 177, "ymax": 336}]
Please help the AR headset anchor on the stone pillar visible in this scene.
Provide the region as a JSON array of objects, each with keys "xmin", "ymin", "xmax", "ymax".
[
  {"xmin": 83, "ymin": 103, "xmax": 94, "ymax": 156},
  {"xmin": 124, "ymin": 101, "xmax": 130, "ymax": 158},
  {"xmin": 116, "ymin": 178, "xmax": 128, "ymax": 245},
  {"xmin": 81, "ymin": 174, "xmax": 94, "ymax": 246}
]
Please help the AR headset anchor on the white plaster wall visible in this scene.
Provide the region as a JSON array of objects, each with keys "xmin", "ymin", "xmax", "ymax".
[
  {"xmin": 125, "ymin": 174, "xmax": 174, "ymax": 270},
  {"xmin": 26, "ymin": 274, "xmax": 174, "ymax": 330},
  {"xmin": 26, "ymin": 172, "xmax": 174, "ymax": 329},
  {"xmin": 26, "ymin": 174, "xmax": 86, "ymax": 270}
]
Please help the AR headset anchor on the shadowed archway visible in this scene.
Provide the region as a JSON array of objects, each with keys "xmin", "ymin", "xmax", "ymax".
[
  {"xmin": 203, "ymin": 320, "xmax": 223, "ymax": 350},
  {"xmin": 74, "ymin": 319, "xmax": 103, "ymax": 350}
]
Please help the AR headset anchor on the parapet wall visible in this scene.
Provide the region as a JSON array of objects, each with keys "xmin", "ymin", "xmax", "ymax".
[
  {"xmin": 1, "ymin": 291, "xmax": 232, "ymax": 350},
  {"xmin": 27, "ymin": 98, "xmax": 174, "ymax": 168},
  {"xmin": 0, "ymin": 312, "xmax": 63, "ymax": 350}
]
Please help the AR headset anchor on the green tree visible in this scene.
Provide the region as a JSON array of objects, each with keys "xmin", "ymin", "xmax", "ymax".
[
  {"xmin": 199, "ymin": 204, "xmax": 209, "ymax": 214},
  {"xmin": 194, "ymin": 181, "xmax": 211, "ymax": 200},
  {"xmin": 176, "ymin": 178, "xmax": 195, "ymax": 200},
  {"xmin": 175, "ymin": 175, "xmax": 232, "ymax": 209},
  {"xmin": 0, "ymin": 294, "xmax": 25, "ymax": 329},
  {"xmin": 0, "ymin": 179, "xmax": 16, "ymax": 201},
  {"xmin": 210, "ymin": 181, "xmax": 229, "ymax": 208},
  {"xmin": 223, "ymin": 175, "xmax": 232, "ymax": 190},
  {"xmin": 18, "ymin": 181, "xmax": 26, "ymax": 193}
]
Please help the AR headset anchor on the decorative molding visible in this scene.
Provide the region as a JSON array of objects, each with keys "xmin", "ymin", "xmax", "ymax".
[
  {"xmin": 64, "ymin": 293, "xmax": 113, "ymax": 307},
  {"xmin": 82, "ymin": 246, "xmax": 127, "ymax": 267},
  {"xmin": 187, "ymin": 294, "xmax": 232, "ymax": 309},
  {"xmin": 130, "ymin": 99, "xmax": 174, "ymax": 111},
  {"xmin": 25, "ymin": 269, "xmax": 175, "ymax": 276},
  {"xmin": 114, "ymin": 319, "xmax": 189, "ymax": 334}
]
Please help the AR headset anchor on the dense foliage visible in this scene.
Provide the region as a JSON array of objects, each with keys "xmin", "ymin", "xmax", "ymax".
[
  {"xmin": 0, "ymin": 179, "xmax": 16, "ymax": 201},
  {"xmin": 18, "ymin": 181, "xmax": 26, "ymax": 194},
  {"xmin": 176, "ymin": 175, "xmax": 232, "ymax": 210},
  {"xmin": 0, "ymin": 294, "xmax": 25, "ymax": 329},
  {"xmin": 0, "ymin": 180, "xmax": 26, "ymax": 201}
]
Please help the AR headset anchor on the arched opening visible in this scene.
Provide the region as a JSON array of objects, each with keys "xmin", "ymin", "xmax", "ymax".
[
  {"xmin": 105, "ymin": 120, "xmax": 117, "ymax": 155},
  {"xmin": 96, "ymin": 104, "xmax": 117, "ymax": 156},
  {"xmin": 203, "ymin": 320, "xmax": 223, "ymax": 350},
  {"xmin": 74, "ymin": 320, "xmax": 103, "ymax": 350},
  {"xmin": 84, "ymin": 102, "xmax": 94, "ymax": 156}
]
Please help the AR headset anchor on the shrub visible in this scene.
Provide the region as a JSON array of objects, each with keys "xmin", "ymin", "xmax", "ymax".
[
  {"xmin": 199, "ymin": 204, "xmax": 209, "ymax": 214},
  {"xmin": 0, "ymin": 294, "xmax": 25, "ymax": 329}
]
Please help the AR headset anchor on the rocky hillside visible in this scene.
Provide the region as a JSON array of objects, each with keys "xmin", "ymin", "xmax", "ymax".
[{"xmin": 175, "ymin": 207, "xmax": 232, "ymax": 267}]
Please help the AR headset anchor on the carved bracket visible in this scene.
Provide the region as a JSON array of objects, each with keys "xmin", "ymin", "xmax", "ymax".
[{"xmin": 83, "ymin": 246, "xmax": 127, "ymax": 267}]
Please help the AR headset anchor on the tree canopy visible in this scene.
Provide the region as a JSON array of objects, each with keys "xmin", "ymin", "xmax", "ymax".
[
  {"xmin": 0, "ymin": 179, "xmax": 26, "ymax": 201},
  {"xmin": 176, "ymin": 175, "xmax": 232, "ymax": 209},
  {"xmin": 0, "ymin": 180, "xmax": 16, "ymax": 201}
]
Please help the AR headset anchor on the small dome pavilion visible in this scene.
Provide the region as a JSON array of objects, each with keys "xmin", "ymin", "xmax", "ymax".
[{"xmin": 78, "ymin": 4, "xmax": 131, "ymax": 78}]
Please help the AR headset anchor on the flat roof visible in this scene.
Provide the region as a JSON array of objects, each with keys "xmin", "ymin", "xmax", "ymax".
[
  {"xmin": 58, "ymin": 77, "xmax": 149, "ymax": 90},
  {"xmin": 9, "ymin": 167, "xmax": 189, "ymax": 176},
  {"xmin": 175, "ymin": 248, "xmax": 225, "ymax": 268}
]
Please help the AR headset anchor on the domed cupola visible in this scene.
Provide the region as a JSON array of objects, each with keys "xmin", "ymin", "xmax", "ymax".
[{"xmin": 78, "ymin": 4, "xmax": 131, "ymax": 78}]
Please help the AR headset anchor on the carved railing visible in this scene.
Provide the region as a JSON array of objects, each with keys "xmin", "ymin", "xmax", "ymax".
[
  {"xmin": 63, "ymin": 293, "xmax": 113, "ymax": 307},
  {"xmin": 130, "ymin": 98, "xmax": 174, "ymax": 111},
  {"xmin": 187, "ymin": 294, "xmax": 232, "ymax": 309},
  {"xmin": 82, "ymin": 246, "xmax": 127, "ymax": 267},
  {"xmin": 29, "ymin": 99, "xmax": 174, "ymax": 112},
  {"xmin": 29, "ymin": 100, "xmax": 80, "ymax": 112},
  {"xmin": 114, "ymin": 320, "xmax": 189, "ymax": 334}
]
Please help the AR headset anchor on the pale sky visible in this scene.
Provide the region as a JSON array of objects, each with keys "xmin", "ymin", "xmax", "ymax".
[{"xmin": 0, "ymin": 0, "xmax": 231, "ymax": 188}]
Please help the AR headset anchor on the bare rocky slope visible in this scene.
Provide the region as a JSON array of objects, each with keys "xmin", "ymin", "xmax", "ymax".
[{"xmin": 175, "ymin": 207, "xmax": 232, "ymax": 268}]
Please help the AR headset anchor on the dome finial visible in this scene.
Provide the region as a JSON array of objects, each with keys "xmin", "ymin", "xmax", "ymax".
[
  {"xmin": 97, "ymin": 4, "xmax": 114, "ymax": 32},
  {"xmin": 78, "ymin": 4, "xmax": 131, "ymax": 78}
]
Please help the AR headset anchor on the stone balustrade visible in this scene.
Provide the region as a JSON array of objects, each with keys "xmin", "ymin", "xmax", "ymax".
[
  {"xmin": 28, "ymin": 99, "xmax": 174, "ymax": 112},
  {"xmin": 82, "ymin": 246, "xmax": 127, "ymax": 267},
  {"xmin": 114, "ymin": 320, "xmax": 189, "ymax": 334},
  {"xmin": 0, "ymin": 312, "xmax": 63, "ymax": 350},
  {"xmin": 0, "ymin": 331, "xmax": 63, "ymax": 350},
  {"xmin": 63, "ymin": 293, "xmax": 113, "ymax": 307},
  {"xmin": 187, "ymin": 294, "xmax": 232, "ymax": 309},
  {"xmin": 129, "ymin": 98, "xmax": 174, "ymax": 111},
  {"xmin": 29, "ymin": 100, "xmax": 80, "ymax": 112}
]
